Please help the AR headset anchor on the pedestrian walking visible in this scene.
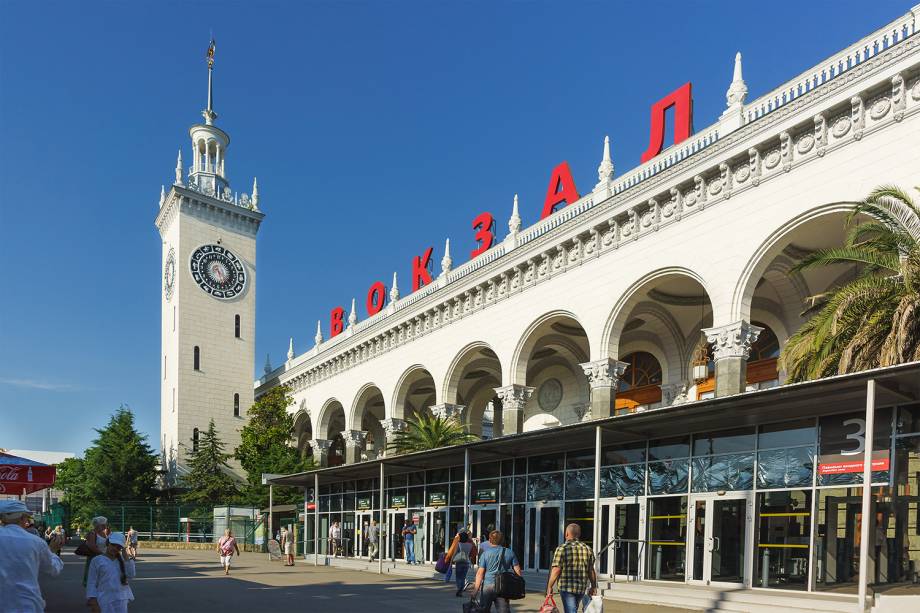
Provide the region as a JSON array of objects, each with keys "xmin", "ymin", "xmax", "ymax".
[
  {"xmin": 328, "ymin": 521, "xmax": 341, "ymax": 557},
  {"xmin": 217, "ymin": 528, "xmax": 242, "ymax": 575},
  {"xmin": 401, "ymin": 520, "xmax": 417, "ymax": 564},
  {"xmin": 281, "ymin": 527, "xmax": 294, "ymax": 566},
  {"xmin": 448, "ymin": 528, "xmax": 476, "ymax": 597},
  {"xmin": 366, "ymin": 519, "xmax": 379, "ymax": 562},
  {"xmin": 471, "ymin": 530, "xmax": 523, "ymax": 613},
  {"xmin": 126, "ymin": 527, "xmax": 138, "ymax": 559},
  {"xmin": 83, "ymin": 517, "xmax": 109, "ymax": 587},
  {"xmin": 48, "ymin": 524, "xmax": 66, "ymax": 557},
  {"xmin": 86, "ymin": 531, "xmax": 136, "ymax": 613},
  {"xmin": 545, "ymin": 523, "xmax": 598, "ymax": 613},
  {"xmin": 0, "ymin": 500, "xmax": 63, "ymax": 613}
]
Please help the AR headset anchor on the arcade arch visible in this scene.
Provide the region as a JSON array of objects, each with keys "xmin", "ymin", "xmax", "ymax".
[
  {"xmin": 349, "ymin": 384, "xmax": 386, "ymax": 461},
  {"xmin": 317, "ymin": 398, "xmax": 346, "ymax": 467},
  {"xmin": 443, "ymin": 343, "xmax": 502, "ymax": 437},
  {"xmin": 293, "ymin": 405, "xmax": 313, "ymax": 458},
  {"xmin": 391, "ymin": 365, "xmax": 437, "ymax": 422}
]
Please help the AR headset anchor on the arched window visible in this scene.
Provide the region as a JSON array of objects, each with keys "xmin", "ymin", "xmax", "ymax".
[
  {"xmin": 193, "ymin": 346, "xmax": 200, "ymax": 371},
  {"xmin": 234, "ymin": 314, "xmax": 241, "ymax": 339},
  {"xmin": 615, "ymin": 352, "xmax": 663, "ymax": 414},
  {"xmin": 192, "ymin": 428, "xmax": 199, "ymax": 452},
  {"xmin": 233, "ymin": 393, "xmax": 240, "ymax": 417}
]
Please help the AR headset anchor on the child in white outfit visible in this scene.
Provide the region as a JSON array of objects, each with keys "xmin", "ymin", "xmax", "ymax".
[{"xmin": 86, "ymin": 531, "xmax": 136, "ymax": 613}]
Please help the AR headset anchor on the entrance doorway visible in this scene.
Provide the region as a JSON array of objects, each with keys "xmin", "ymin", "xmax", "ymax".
[
  {"xmin": 425, "ymin": 508, "xmax": 449, "ymax": 563},
  {"xmin": 471, "ymin": 505, "xmax": 499, "ymax": 546},
  {"xmin": 355, "ymin": 511, "xmax": 373, "ymax": 558},
  {"xmin": 524, "ymin": 502, "xmax": 562, "ymax": 572},
  {"xmin": 688, "ymin": 493, "xmax": 752, "ymax": 586},
  {"xmin": 388, "ymin": 511, "xmax": 405, "ymax": 560},
  {"xmin": 598, "ymin": 499, "xmax": 644, "ymax": 579}
]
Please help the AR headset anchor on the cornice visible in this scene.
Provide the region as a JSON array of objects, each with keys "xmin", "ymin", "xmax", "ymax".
[
  {"xmin": 257, "ymin": 35, "xmax": 920, "ymax": 397},
  {"xmin": 155, "ymin": 186, "xmax": 265, "ymax": 237}
]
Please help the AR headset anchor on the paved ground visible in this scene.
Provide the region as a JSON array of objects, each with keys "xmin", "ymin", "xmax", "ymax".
[{"xmin": 41, "ymin": 549, "xmax": 693, "ymax": 612}]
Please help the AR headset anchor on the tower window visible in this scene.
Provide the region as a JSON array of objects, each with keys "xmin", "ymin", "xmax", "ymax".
[
  {"xmin": 192, "ymin": 427, "xmax": 199, "ymax": 452},
  {"xmin": 235, "ymin": 314, "xmax": 241, "ymax": 338},
  {"xmin": 193, "ymin": 346, "xmax": 200, "ymax": 371},
  {"xmin": 234, "ymin": 393, "xmax": 240, "ymax": 417}
]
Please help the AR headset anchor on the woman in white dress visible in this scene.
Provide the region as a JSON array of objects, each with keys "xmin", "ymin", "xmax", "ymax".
[
  {"xmin": 281, "ymin": 527, "xmax": 294, "ymax": 566},
  {"xmin": 86, "ymin": 532, "xmax": 135, "ymax": 613}
]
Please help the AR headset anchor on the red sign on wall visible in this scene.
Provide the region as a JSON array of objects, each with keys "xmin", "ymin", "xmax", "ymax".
[{"xmin": 0, "ymin": 463, "xmax": 56, "ymax": 495}]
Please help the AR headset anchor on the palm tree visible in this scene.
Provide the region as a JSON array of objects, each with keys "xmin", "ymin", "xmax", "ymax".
[
  {"xmin": 387, "ymin": 413, "xmax": 478, "ymax": 454},
  {"xmin": 779, "ymin": 185, "xmax": 920, "ymax": 382}
]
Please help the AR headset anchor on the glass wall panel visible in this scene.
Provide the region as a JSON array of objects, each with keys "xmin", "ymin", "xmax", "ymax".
[
  {"xmin": 565, "ymin": 501, "xmax": 595, "ymax": 550},
  {"xmin": 874, "ymin": 436, "xmax": 920, "ymax": 588},
  {"xmin": 757, "ymin": 447, "xmax": 815, "ymax": 489},
  {"xmin": 647, "ymin": 496, "xmax": 687, "ymax": 581},
  {"xmin": 408, "ymin": 472, "xmax": 424, "ymax": 487},
  {"xmin": 896, "ymin": 404, "xmax": 920, "ymax": 435},
  {"xmin": 648, "ymin": 459, "xmax": 689, "ymax": 495},
  {"xmin": 408, "ymin": 486, "xmax": 424, "ymax": 507},
  {"xmin": 425, "ymin": 484, "xmax": 446, "ymax": 507},
  {"xmin": 815, "ymin": 487, "xmax": 862, "ymax": 592},
  {"xmin": 449, "ymin": 483, "xmax": 463, "ymax": 506},
  {"xmin": 512, "ymin": 504, "xmax": 525, "ymax": 566},
  {"xmin": 693, "ymin": 428, "xmax": 755, "ymax": 456},
  {"xmin": 648, "ymin": 437, "xmax": 690, "ymax": 461},
  {"xmin": 566, "ymin": 449, "xmax": 595, "ymax": 469},
  {"xmin": 529, "ymin": 453, "xmax": 565, "ymax": 473},
  {"xmin": 514, "ymin": 476, "xmax": 526, "ymax": 502},
  {"xmin": 817, "ymin": 409, "xmax": 892, "ymax": 486},
  {"xmin": 754, "ymin": 490, "xmax": 811, "ymax": 589},
  {"xmin": 603, "ymin": 441, "xmax": 646, "ymax": 465},
  {"xmin": 472, "ymin": 462, "xmax": 500, "ymax": 480},
  {"xmin": 426, "ymin": 468, "xmax": 450, "ymax": 483},
  {"xmin": 691, "ymin": 453, "xmax": 754, "ymax": 492},
  {"xmin": 565, "ymin": 469, "xmax": 595, "ymax": 500},
  {"xmin": 500, "ymin": 477, "xmax": 513, "ymax": 503},
  {"xmin": 451, "ymin": 466, "xmax": 465, "ymax": 481},
  {"xmin": 600, "ymin": 465, "xmax": 645, "ymax": 497},
  {"xmin": 527, "ymin": 473, "xmax": 564, "ymax": 501},
  {"xmin": 759, "ymin": 419, "xmax": 817, "ymax": 449}
]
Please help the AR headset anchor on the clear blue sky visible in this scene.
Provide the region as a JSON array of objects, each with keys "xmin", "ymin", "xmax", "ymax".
[{"xmin": 0, "ymin": 0, "xmax": 906, "ymax": 455}]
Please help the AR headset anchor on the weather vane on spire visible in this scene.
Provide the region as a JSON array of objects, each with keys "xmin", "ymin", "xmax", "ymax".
[{"xmin": 203, "ymin": 37, "xmax": 217, "ymax": 125}]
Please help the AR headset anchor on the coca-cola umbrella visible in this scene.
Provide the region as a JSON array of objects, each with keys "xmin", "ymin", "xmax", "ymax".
[{"xmin": 0, "ymin": 452, "xmax": 56, "ymax": 496}]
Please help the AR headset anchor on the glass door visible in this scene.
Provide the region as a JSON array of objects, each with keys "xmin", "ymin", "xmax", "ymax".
[
  {"xmin": 524, "ymin": 502, "xmax": 562, "ymax": 572},
  {"xmin": 425, "ymin": 508, "xmax": 448, "ymax": 563},
  {"xmin": 355, "ymin": 512, "xmax": 373, "ymax": 558},
  {"xmin": 388, "ymin": 511, "xmax": 405, "ymax": 561},
  {"xmin": 471, "ymin": 505, "xmax": 499, "ymax": 548},
  {"xmin": 688, "ymin": 493, "xmax": 752, "ymax": 586},
  {"xmin": 598, "ymin": 499, "xmax": 644, "ymax": 579}
]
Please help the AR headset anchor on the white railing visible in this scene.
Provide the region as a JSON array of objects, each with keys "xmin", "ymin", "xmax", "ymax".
[{"xmin": 745, "ymin": 5, "xmax": 918, "ymax": 122}]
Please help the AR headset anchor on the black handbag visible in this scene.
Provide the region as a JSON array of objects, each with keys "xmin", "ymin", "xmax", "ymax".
[{"xmin": 494, "ymin": 547, "xmax": 526, "ymax": 600}]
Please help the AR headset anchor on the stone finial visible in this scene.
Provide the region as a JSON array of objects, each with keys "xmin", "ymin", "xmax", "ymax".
[
  {"xmin": 263, "ymin": 353, "xmax": 272, "ymax": 375},
  {"xmin": 174, "ymin": 149, "xmax": 183, "ymax": 185},
  {"xmin": 508, "ymin": 194, "xmax": 521, "ymax": 235},
  {"xmin": 726, "ymin": 52, "xmax": 748, "ymax": 108},
  {"xmin": 390, "ymin": 272, "xmax": 400, "ymax": 302},
  {"xmin": 440, "ymin": 238, "xmax": 453, "ymax": 276},
  {"xmin": 596, "ymin": 135, "xmax": 615, "ymax": 186},
  {"xmin": 159, "ymin": 185, "xmax": 166, "ymax": 207},
  {"xmin": 251, "ymin": 177, "xmax": 260, "ymax": 210},
  {"xmin": 287, "ymin": 337, "xmax": 295, "ymax": 361},
  {"xmin": 314, "ymin": 320, "xmax": 323, "ymax": 346},
  {"xmin": 348, "ymin": 298, "xmax": 358, "ymax": 327}
]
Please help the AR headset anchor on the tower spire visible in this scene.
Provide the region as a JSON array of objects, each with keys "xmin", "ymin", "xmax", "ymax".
[
  {"xmin": 725, "ymin": 51, "xmax": 748, "ymax": 109},
  {"xmin": 204, "ymin": 38, "xmax": 217, "ymax": 125}
]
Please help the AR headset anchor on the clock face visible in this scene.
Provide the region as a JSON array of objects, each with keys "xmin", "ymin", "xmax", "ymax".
[
  {"xmin": 189, "ymin": 244, "xmax": 246, "ymax": 299},
  {"xmin": 164, "ymin": 248, "xmax": 176, "ymax": 301}
]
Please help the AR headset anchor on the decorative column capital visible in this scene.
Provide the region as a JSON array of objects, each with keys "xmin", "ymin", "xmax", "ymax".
[
  {"xmin": 494, "ymin": 384, "xmax": 534, "ymax": 410},
  {"xmin": 579, "ymin": 358, "xmax": 629, "ymax": 389},
  {"xmin": 309, "ymin": 438, "xmax": 332, "ymax": 452},
  {"xmin": 660, "ymin": 381, "xmax": 689, "ymax": 406},
  {"xmin": 344, "ymin": 429, "xmax": 367, "ymax": 450},
  {"xmin": 703, "ymin": 320, "xmax": 763, "ymax": 361},
  {"xmin": 572, "ymin": 403, "xmax": 592, "ymax": 422},
  {"xmin": 430, "ymin": 403, "xmax": 465, "ymax": 421},
  {"xmin": 382, "ymin": 418, "xmax": 407, "ymax": 437}
]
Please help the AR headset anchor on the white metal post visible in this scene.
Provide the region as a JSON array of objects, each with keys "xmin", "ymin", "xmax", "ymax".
[
  {"xmin": 379, "ymin": 461, "xmax": 385, "ymax": 575},
  {"xmin": 463, "ymin": 448, "xmax": 471, "ymax": 527},
  {"xmin": 857, "ymin": 379, "xmax": 876, "ymax": 613},
  {"xmin": 268, "ymin": 484, "xmax": 273, "ymax": 547},
  {"xmin": 314, "ymin": 473, "xmax": 320, "ymax": 567},
  {"xmin": 593, "ymin": 425, "xmax": 602, "ymax": 569}
]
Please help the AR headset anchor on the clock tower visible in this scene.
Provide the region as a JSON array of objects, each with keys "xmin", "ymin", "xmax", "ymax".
[{"xmin": 155, "ymin": 41, "xmax": 264, "ymax": 482}]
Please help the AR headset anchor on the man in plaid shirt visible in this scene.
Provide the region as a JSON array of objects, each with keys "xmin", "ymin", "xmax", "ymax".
[{"xmin": 545, "ymin": 523, "xmax": 598, "ymax": 613}]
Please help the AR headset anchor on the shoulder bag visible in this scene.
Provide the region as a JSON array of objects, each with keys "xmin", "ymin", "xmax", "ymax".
[
  {"xmin": 74, "ymin": 539, "xmax": 96, "ymax": 557},
  {"xmin": 494, "ymin": 546, "xmax": 526, "ymax": 600}
]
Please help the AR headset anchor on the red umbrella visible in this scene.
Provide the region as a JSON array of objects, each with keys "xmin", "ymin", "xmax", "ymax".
[{"xmin": 0, "ymin": 452, "xmax": 56, "ymax": 496}]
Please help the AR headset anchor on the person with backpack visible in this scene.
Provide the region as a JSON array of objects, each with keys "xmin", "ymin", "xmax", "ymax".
[
  {"xmin": 217, "ymin": 528, "xmax": 241, "ymax": 576},
  {"xmin": 448, "ymin": 528, "xmax": 476, "ymax": 596},
  {"xmin": 544, "ymin": 523, "xmax": 598, "ymax": 613},
  {"xmin": 86, "ymin": 531, "xmax": 136, "ymax": 613},
  {"xmin": 471, "ymin": 530, "xmax": 523, "ymax": 613}
]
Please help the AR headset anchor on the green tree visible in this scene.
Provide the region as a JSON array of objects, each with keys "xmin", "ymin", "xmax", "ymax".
[
  {"xmin": 387, "ymin": 413, "xmax": 477, "ymax": 455},
  {"xmin": 235, "ymin": 385, "xmax": 314, "ymax": 507},
  {"xmin": 180, "ymin": 419, "xmax": 240, "ymax": 503},
  {"xmin": 780, "ymin": 185, "xmax": 920, "ymax": 381},
  {"xmin": 55, "ymin": 456, "xmax": 91, "ymax": 528}
]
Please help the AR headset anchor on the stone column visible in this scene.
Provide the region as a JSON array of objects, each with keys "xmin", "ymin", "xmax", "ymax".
[
  {"xmin": 309, "ymin": 438, "xmax": 331, "ymax": 467},
  {"xmin": 493, "ymin": 385, "xmax": 534, "ymax": 436},
  {"xmin": 579, "ymin": 358, "xmax": 629, "ymax": 418},
  {"xmin": 381, "ymin": 418, "xmax": 407, "ymax": 456},
  {"xmin": 430, "ymin": 403, "xmax": 465, "ymax": 423},
  {"xmin": 344, "ymin": 430, "xmax": 367, "ymax": 464},
  {"xmin": 703, "ymin": 320, "xmax": 763, "ymax": 397}
]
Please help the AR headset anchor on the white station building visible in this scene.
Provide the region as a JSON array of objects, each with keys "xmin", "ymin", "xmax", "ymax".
[{"xmin": 159, "ymin": 6, "xmax": 920, "ymax": 611}]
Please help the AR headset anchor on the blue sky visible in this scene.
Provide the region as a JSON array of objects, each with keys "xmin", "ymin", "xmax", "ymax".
[{"xmin": 0, "ymin": 0, "xmax": 906, "ymax": 455}]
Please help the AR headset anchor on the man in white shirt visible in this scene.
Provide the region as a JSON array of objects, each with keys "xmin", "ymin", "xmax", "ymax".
[{"xmin": 0, "ymin": 499, "xmax": 63, "ymax": 612}]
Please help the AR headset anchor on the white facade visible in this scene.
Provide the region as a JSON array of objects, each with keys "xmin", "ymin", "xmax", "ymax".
[
  {"xmin": 252, "ymin": 6, "xmax": 920, "ymax": 467},
  {"xmin": 156, "ymin": 57, "xmax": 264, "ymax": 480}
]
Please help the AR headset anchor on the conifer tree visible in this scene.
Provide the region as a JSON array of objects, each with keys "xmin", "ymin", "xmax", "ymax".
[{"xmin": 180, "ymin": 419, "xmax": 240, "ymax": 503}]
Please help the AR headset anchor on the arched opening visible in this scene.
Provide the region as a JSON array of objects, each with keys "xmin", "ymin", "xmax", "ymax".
[
  {"xmin": 293, "ymin": 408, "xmax": 313, "ymax": 459},
  {"xmin": 514, "ymin": 313, "xmax": 590, "ymax": 432},
  {"xmin": 443, "ymin": 344, "xmax": 503, "ymax": 437},
  {"xmin": 318, "ymin": 400, "xmax": 346, "ymax": 467},
  {"xmin": 615, "ymin": 351, "xmax": 663, "ymax": 413},
  {"xmin": 350, "ymin": 385, "xmax": 386, "ymax": 460},
  {"xmin": 392, "ymin": 366, "xmax": 437, "ymax": 423}
]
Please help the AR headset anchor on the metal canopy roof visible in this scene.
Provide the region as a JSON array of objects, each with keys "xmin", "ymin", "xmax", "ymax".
[{"xmin": 268, "ymin": 361, "xmax": 920, "ymax": 488}]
